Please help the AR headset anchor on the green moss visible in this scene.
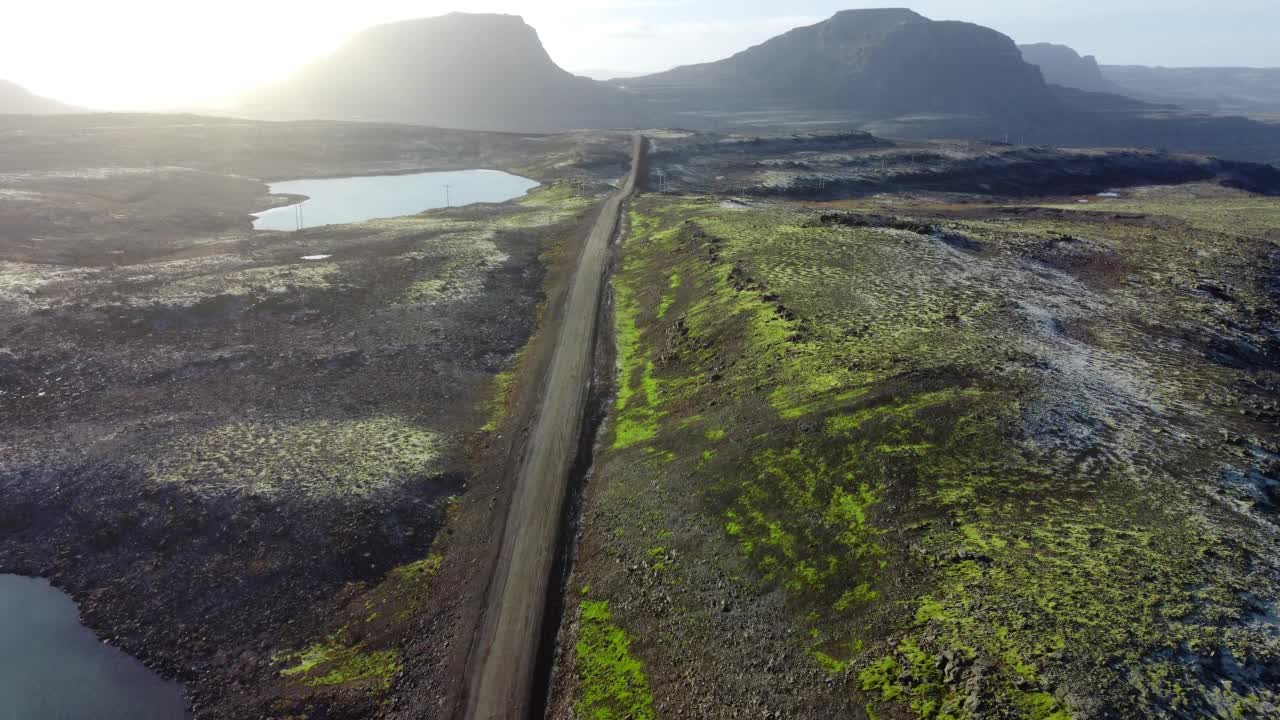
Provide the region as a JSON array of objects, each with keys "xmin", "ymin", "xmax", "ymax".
[
  {"xmin": 575, "ymin": 600, "xmax": 657, "ymax": 720},
  {"xmin": 1016, "ymin": 691, "xmax": 1072, "ymax": 720},
  {"xmin": 309, "ymin": 649, "xmax": 401, "ymax": 688},
  {"xmin": 826, "ymin": 389, "xmax": 979, "ymax": 436},
  {"xmin": 596, "ymin": 193, "xmax": 1280, "ymax": 719},
  {"xmin": 657, "ymin": 272, "xmax": 682, "ymax": 318},
  {"xmin": 612, "ymin": 274, "xmax": 662, "ymax": 449},
  {"xmin": 723, "ymin": 443, "xmax": 884, "ymax": 601},
  {"xmin": 860, "ymin": 656, "xmax": 904, "ymax": 702},
  {"xmin": 496, "ymin": 183, "xmax": 598, "ymax": 228},
  {"xmin": 278, "ymin": 634, "xmax": 401, "ymax": 690},
  {"xmin": 814, "ymin": 650, "xmax": 853, "ymax": 675},
  {"xmin": 481, "ymin": 368, "xmax": 516, "ymax": 433},
  {"xmin": 859, "ymin": 639, "xmax": 971, "ymax": 720},
  {"xmin": 392, "ymin": 553, "xmax": 442, "ymax": 581}
]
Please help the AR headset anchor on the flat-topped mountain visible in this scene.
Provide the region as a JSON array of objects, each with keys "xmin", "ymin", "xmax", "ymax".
[
  {"xmin": 624, "ymin": 9, "xmax": 1058, "ymax": 121},
  {"xmin": 1019, "ymin": 43, "xmax": 1122, "ymax": 94},
  {"xmin": 0, "ymin": 79, "xmax": 80, "ymax": 114},
  {"xmin": 237, "ymin": 13, "xmax": 642, "ymax": 132}
]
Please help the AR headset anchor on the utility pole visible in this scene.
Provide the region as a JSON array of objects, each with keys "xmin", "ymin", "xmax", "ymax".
[{"xmin": 444, "ymin": 184, "xmax": 453, "ymax": 208}]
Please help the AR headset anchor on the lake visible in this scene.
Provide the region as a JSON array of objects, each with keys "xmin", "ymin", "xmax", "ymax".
[
  {"xmin": 0, "ymin": 575, "xmax": 189, "ymax": 720},
  {"xmin": 252, "ymin": 169, "xmax": 540, "ymax": 231}
]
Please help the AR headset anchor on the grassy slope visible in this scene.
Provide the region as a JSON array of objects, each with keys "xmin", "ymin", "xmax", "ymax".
[{"xmin": 562, "ymin": 192, "xmax": 1280, "ymax": 719}]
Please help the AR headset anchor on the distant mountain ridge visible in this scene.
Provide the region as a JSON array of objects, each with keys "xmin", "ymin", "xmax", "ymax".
[
  {"xmin": 227, "ymin": 9, "xmax": 1280, "ymax": 166},
  {"xmin": 625, "ymin": 9, "xmax": 1057, "ymax": 121},
  {"xmin": 0, "ymin": 80, "xmax": 81, "ymax": 115},
  {"xmin": 1101, "ymin": 65, "xmax": 1280, "ymax": 114},
  {"xmin": 237, "ymin": 13, "xmax": 644, "ymax": 132},
  {"xmin": 1019, "ymin": 43, "xmax": 1121, "ymax": 94},
  {"xmin": 1018, "ymin": 42, "xmax": 1280, "ymax": 115}
]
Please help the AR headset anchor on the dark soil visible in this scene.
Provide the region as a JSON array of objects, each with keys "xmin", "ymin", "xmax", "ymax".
[{"xmin": 0, "ymin": 118, "xmax": 629, "ymax": 718}]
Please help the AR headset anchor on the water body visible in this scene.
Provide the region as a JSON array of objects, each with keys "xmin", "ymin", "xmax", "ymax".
[
  {"xmin": 0, "ymin": 575, "xmax": 189, "ymax": 720},
  {"xmin": 253, "ymin": 169, "xmax": 540, "ymax": 231}
]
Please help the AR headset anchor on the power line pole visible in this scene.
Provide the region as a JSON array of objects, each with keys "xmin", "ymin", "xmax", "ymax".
[{"xmin": 443, "ymin": 184, "xmax": 453, "ymax": 208}]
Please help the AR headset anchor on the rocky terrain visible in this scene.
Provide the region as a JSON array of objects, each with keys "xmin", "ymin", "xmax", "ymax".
[
  {"xmin": 1, "ymin": 13, "xmax": 1278, "ymax": 718},
  {"xmin": 550, "ymin": 133, "xmax": 1280, "ymax": 719},
  {"xmin": 0, "ymin": 117, "xmax": 634, "ymax": 718},
  {"xmin": 642, "ymin": 130, "xmax": 1280, "ymax": 199}
]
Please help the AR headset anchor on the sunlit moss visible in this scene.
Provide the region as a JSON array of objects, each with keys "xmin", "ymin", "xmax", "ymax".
[
  {"xmin": 278, "ymin": 634, "xmax": 401, "ymax": 690},
  {"xmin": 574, "ymin": 599, "xmax": 657, "ymax": 720}
]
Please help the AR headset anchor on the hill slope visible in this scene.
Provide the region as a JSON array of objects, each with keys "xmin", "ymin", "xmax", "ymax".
[
  {"xmin": 0, "ymin": 79, "xmax": 80, "ymax": 114},
  {"xmin": 237, "ymin": 13, "xmax": 642, "ymax": 132},
  {"xmin": 625, "ymin": 9, "xmax": 1058, "ymax": 121}
]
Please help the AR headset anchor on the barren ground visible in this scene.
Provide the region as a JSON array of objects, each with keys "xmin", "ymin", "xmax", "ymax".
[{"xmin": 0, "ymin": 115, "xmax": 633, "ymax": 719}]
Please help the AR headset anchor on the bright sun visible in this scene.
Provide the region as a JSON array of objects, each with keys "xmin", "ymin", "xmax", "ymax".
[
  {"xmin": 0, "ymin": 0, "xmax": 608, "ymax": 111},
  {"xmin": 1, "ymin": 3, "xmax": 357, "ymax": 109}
]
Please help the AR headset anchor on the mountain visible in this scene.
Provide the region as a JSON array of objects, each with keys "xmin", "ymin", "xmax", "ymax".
[
  {"xmin": 237, "ymin": 13, "xmax": 643, "ymax": 132},
  {"xmin": 1019, "ymin": 43, "xmax": 1122, "ymax": 94},
  {"xmin": 623, "ymin": 9, "xmax": 1059, "ymax": 121},
  {"xmin": 1017, "ymin": 44, "xmax": 1280, "ymax": 115},
  {"xmin": 0, "ymin": 79, "xmax": 81, "ymax": 114},
  {"xmin": 575, "ymin": 69, "xmax": 648, "ymax": 82},
  {"xmin": 1101, "ymin": 65, "xmax": 1280, "ymax": 114}
]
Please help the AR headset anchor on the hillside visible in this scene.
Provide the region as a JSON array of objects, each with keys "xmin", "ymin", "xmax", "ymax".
[
  {"xmin": 1019, "ymin": 43, "xmax": 1122, "ymax": 94},
  {"xmin": 624, "ymin": 9, "xmax": 1059, "ymax": 122},
  {"xmin": 552, "ymin": 132, "xmax": 1280, "ymax": 720},
  {"xmin": 237, "ymin": 13, "xmax": 643, "ymax": 132},
  {"xmin": 0, "ymin": 79, "xmax": 80, "ymax": 114}
]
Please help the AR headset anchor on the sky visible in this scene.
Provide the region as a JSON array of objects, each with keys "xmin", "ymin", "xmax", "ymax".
[{"xmin": 3, "ymin": 0, "xmax": 1278, "ymax": 111}]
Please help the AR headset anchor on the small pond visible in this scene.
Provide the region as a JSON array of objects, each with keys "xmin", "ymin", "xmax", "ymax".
[
  {"xmin": 0, "ymin": 574, "xmax": 189, "ymax": 720},
  {"xmin": 252, "ymin": 169, "xmax": 540, "ymax": 231}
]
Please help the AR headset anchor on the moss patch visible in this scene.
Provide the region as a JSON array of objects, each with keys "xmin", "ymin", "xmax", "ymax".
[
  {"xmin": 587, "ymin": 192, "xmax": 1280, "ymax": 718},
  {"xmin": 278, "ymin": 634, "xmax": 401, "ymax": 690},
  {"xmin": 574, "ymin": 599, "xmax": 657, "ymax": 720}
]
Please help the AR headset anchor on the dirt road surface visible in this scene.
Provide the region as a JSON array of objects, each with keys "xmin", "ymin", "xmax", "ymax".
[{"xmin": 463, "ymin": 134, "xmax": 646, "ymax": 719}]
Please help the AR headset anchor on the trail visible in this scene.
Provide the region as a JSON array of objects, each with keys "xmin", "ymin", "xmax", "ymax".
[{"xmin": 463, "ymin": 134, "xmax": 645, "ymax": 720}]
